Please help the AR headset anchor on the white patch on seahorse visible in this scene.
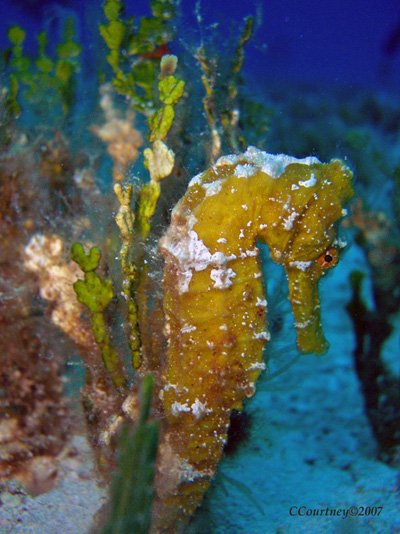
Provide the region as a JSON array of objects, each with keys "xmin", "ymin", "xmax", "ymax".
[
  {"xmin": 191, "ymin": 398, "xmax": 212, "ymax": 420},
  {"xmin": 298, "ymin": 172, "xmax": 317, "ymax": 188},
  {"xmin": 203, "ymin": 179, "xmax": 223, "ymax": 197},
  {"xmin": 163, "ymin": 383, "xmax": 177, "ymax": 392},
  {"xmin": 289, "ymin": 260, "xmax": 313, "ymax": 271},
  {"xmin": 210, "ymin": 267, "xmax": 237, "ymax": 289},
  {"xmin": 171, "ymin": 401, "xmax": 191, "ymax": 416},
  {"xmin": 234, "ymin": 163, "xmax": 256, "ymax": 178},
  {"xmin": 188, "ymin": 171, "xmax": 205, "ymax": 188},
  {"xmin": 169, "ymin": 398, "xmax": 212, "ymax": 420},
  {"xmin": 215, "ymin": 154, "xmax": 240, "ymax": 167},
  {"xmin": 295, "ymin": 319, "xmax": 312, "ymax": 329},
  {"xmin": 215, "ymin": 148, "xmax": 320, "ymax": 181},
  {"xmin": 162, "ymin": 227, "xmax": 237, "ymax": 293},
  {"xmin": 177, "ymin": 270, "xmax": 193, "ymax": 293},
  {"xmin": 240, "ymin": 146, "xmax": 320, "ymax": 179},
  {"xmin": 181, "ymin": 324, "xmax": 197, "ymax": 334},
  {"xmin": 247, "ymin": 362, "xmax": 267, "ymax": 370},
  {"xmin": 239, "ymin": 248, "xmax": 259, "ymax": 259},
  {"xmin": 253, "ymin": 331, "xmax": 271, "ymax": 341},
  {"xmin": 282, "ymin": 211, "xmax": 299, "ymax": 230},
  {"xmin": 175, "ymin": 457, "xmax": 215, "ymax": 483}
]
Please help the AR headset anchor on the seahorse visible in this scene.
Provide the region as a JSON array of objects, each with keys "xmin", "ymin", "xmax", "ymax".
[{"xmin": 153, "ymin": 146, "xmax": 354, "ymax": 532}]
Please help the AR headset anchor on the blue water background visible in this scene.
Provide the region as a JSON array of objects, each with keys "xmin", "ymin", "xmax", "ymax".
[{"xmin": 1, "ymin": 0, "xmax": 400, "ymax": 90}]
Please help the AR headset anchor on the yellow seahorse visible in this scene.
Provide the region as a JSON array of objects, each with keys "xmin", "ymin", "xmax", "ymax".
[{"xmin": 154, "ymin": 146, "xmax": 354, "ymax": 532}]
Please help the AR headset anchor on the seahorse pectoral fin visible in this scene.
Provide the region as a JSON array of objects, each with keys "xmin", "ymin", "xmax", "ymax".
[{"xmin": 285, "ymin": 264, "xmax": 328, "ymax": 355}]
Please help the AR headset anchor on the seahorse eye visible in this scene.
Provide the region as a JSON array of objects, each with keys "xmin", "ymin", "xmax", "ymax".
[{"xmin": 317, "ymin": 247, "xmax": 338, "ymax": 269}]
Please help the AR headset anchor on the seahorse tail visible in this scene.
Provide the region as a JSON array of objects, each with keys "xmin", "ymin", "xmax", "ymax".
[{"xmin": 152, "ymin": 404, "xmax": 231, "ymax": 533}]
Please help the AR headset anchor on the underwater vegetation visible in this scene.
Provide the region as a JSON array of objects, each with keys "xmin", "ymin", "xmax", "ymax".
[
  {"xmin": 100, "ymin": 375, "xmax": 160, "ymax": 534},
  {"xmin": 345, "ymin": 197, "xmax": 400, "ymax": 462},
  {"xmin": 3, "ymin": 17, "xmax": 81, "ymax": 119},
  {"xmin": 0, "ymin": 1, "xmax": 399, "ymax": 533}
]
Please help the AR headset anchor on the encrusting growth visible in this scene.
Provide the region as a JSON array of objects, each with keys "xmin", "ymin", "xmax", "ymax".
[
  {"xmin": 154, "ymin": 146, "xmax": 354, "ymax": 532},
  {"xmin": 23, "ymin": 234, "xmax": 90, "ymax": 348},
  {"xmin": 92, "ymin": 91, "xmax": 144, "ymax": 182}
]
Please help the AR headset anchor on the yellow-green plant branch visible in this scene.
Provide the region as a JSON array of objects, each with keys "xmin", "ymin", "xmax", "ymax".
[
  {"xmin": 137, "ymin": 56, "xmax": 183, "ymax": 238},
  {"xmin": 148, "ymin": 71, "xmax": 185, "ymax": 142},
  {"xmin": 136, "ymin": 180, "xmax": 161, "ymax": 239},
  {"xmin": 5, "ymin": 18, "xmax": 81, "ymax": 118},
  {"xmin": 70, "ymin": 243, "xmax": 126, "ymax": 389},
  {"xmin": 114, "ymin": 183, "xmax": 142, "ymax": 369},
  {"xmin": 100, "ymin": 0, "xmax": 176, "ymax": 115}
]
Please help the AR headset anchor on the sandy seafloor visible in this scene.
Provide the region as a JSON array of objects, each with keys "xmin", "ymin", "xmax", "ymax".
[{"xmin": 0, "ymin": 242, "xmax": 399, "ymax": 534}]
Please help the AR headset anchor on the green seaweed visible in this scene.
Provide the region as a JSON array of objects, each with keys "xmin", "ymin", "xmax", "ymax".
[
  {"xmin": 71, "ymin": 243, "xmax": 125, "ymax": 389},
  {"xmin": 102, "ymin": 375, "xmax": 159, "ymax": 534},
  {"xmin": 3, "ymin": 18, "xmax": 81, "ymax": 118},
  {"xmin": 100, "ymin": 0, "xmax": 176, "ymax": 115},
  {"xmin": 5, "ymin": 74, "xmax": 21, "ymax": 118},
  {"xmin": 148, "ymin": 74, "xmax": 185, "ymax": 142},
  {"xmin": 70, "ymin": 243, "xmax": 101, "ymax": 273}
]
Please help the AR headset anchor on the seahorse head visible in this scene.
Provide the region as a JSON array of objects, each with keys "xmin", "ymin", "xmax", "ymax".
[{"xmin": 262, "ymin": 158, "xmax": 354, "ymax": 354}]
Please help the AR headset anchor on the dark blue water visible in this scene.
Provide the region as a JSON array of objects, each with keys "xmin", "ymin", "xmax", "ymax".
[{"xmin": 1, "ymin": 0, "xmax": 400, "ymax": 89}]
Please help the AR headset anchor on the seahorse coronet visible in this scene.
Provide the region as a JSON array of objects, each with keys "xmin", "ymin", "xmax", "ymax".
[{"xmin": 153, "ymin": 146, "xmax": 354, "ymax": 532}]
